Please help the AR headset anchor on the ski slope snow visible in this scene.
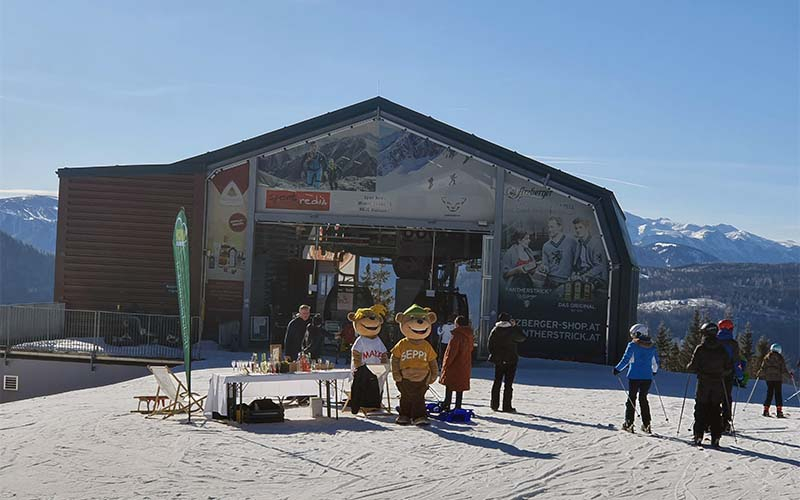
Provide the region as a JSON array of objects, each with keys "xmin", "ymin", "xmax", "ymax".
[{"xmin": 1, "ymin": 349, "xmax": 797, "ymax": 499}]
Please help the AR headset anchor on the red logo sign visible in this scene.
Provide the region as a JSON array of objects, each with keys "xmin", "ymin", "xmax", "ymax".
[
  {"xmin": 228, "ymin": 213, "xmax": 247, "ymax": 232},
  {"xmin": 266, "ymin": 190, "xmax": 331, "ymax": 211}
]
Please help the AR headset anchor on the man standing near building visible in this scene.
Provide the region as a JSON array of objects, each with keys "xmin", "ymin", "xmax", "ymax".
[
  {"xmin": 540, "ymin": 216, "xmax": 577, "ymax": 288},
  {"xmin": 285, "ymin": 305, "xmax": 311, "ymax": 361},
  {"xmin": 572, "ymin": 217, "xmax": 608, "ymax": 285}
]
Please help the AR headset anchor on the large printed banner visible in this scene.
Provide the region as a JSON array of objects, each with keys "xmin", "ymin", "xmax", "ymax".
[
  {"xmin": 206, "ymin": 162, "xmax": 249, "ymax": 282},
  {"xmin": 499, "ymin": 173, "xmax": 609, "ymax": 363},
  {"xmin": 256, "ymin": 120, "xmax": 496, "ymax": 223}
]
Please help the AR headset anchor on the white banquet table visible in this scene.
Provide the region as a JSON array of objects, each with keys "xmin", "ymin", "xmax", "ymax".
[{"xmin": 205, "ymin": 369, "xmax": 352, "ymax": 421}]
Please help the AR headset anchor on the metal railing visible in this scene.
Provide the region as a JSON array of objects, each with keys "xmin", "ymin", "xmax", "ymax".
[{"xmin": 0, "ymin": 304, "xmax": 201, "ymax": 361}]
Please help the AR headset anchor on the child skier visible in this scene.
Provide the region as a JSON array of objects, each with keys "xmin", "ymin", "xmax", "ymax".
[
  {"xmin": 756, "ymin": 344, "xmax": 794, "ymax": 418},
  {"xmin": 613, "ymin": 323, "xmax": 659, "ymax": 433},
  {"xmin": 438, "ymin": 316, "xmax": 474, "ymax": 412}
]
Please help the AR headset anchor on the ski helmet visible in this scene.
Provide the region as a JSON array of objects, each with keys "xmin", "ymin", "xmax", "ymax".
[
  {"xmin": 717, "ymin": 319, "xmax": 734, "ymax": 331},
  {"xmin": 700, "ymin": 322, "xmax": 718, "ymax": 336},
  {"xmin": 629, "ymin": 323, "xmax": 649, "ymax": 339},
  {"xmin": 770, "ymin": 343, "xmax": 782, "ymax": 354}
]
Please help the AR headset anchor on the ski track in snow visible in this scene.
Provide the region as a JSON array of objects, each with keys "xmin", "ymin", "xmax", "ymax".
[{"xmin": 1, "ymin": 356, "xmax": 797, "ymax": 500}]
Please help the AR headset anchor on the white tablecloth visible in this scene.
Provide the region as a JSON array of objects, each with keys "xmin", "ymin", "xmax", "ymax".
[{"xmin": 205, "ymin": 369, "xmax": 352, "ymax": 418}]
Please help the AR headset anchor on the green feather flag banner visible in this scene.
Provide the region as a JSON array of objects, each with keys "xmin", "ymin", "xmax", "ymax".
[{"xmin": 173, "ymin": 208, "xmax": 192, "ymax": 400}]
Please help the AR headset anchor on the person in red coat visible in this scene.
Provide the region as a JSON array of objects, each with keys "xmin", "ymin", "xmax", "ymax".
[{"xmin": 438, "ymin": 316, "xmax": 474, "ymax": 411}]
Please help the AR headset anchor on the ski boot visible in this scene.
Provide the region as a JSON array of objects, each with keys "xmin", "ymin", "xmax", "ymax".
[
  {"xmin": 691, "ymin": 435, "xmax": 703, "ymax": 447},
  {"xmin": 776, "ymin": 407, "xmax": 786, "ymax": 419},
  {"xmin": 622, "ymin": 421, "xmax": 635, "ymax": 433},
  {"xmin": 763, "ymin": 406, "xmax": 770, "ymax": 417},
  {"xmin": 641, "ymin": 423, "xmax": 652, "ymax": 434},
  {"xmin": 710, "ymin": 437, "xmax": 721, "ymax": 449},
  {"xmin": 722, "ymin": 420, "xmax": 732, "ymax": 434}
]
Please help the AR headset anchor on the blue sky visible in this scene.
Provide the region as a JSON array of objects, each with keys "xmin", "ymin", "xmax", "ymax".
[{"xmin": 1, "ymin": 0, "xmax": 797, "ymax": 241}]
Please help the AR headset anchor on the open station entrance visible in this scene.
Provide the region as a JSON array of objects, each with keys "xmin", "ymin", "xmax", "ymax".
[{"xmin": 250, "ymin": 223, "xmax": 490, "ymax": 358}]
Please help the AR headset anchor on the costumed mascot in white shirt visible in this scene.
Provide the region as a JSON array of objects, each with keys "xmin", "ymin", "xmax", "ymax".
[{"xmin": 348, "ymin": 304, "xmax": 389, "ymax": 414}]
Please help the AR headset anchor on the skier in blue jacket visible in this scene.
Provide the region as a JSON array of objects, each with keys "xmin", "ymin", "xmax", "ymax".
[{"xmin": 613, "ymin": 324, "xmax": 660, "ymax": 433}]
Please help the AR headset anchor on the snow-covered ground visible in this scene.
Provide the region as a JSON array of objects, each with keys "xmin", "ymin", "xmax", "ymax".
[{"xmin": 1, "ymin": 346, "xmax": 798, "ymax": 499}]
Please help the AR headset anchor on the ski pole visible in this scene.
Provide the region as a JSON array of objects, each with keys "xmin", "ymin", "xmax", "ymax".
[
  {"xmin": 652, "ymin": 378, "xmax": 669, "ymax": 422},
  {"xmin": 616, "ymin": 375, "xmax": 640, "ymax": 419},
  {"xmin": 743, "ymin": 376, "xmax": 760, "ymax": 411},
  {"xmin": 731, "ymin": 383, "xmax": 739, "ymax": 425},
  {"xmin": 676, "ymin": 373, "xmax": 692, "ymax": 437},
  {"xmin": 789, "ymin": 375, "xmax": 800, "ymax": 406},
  {"xmin": 721, "ymin": 378, "xmax": 737, "ymax": 443}
]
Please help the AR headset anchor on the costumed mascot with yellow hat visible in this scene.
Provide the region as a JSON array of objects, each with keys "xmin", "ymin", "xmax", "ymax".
[
  {"xmin": 391, "ymin": 304, "xmax": 438, "ymax": 426},
  {"xmin": 348, "ymin": 304, "xmax": 389, "ymax": 414}
]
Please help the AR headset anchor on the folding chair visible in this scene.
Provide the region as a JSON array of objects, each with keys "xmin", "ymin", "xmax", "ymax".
[{"xmin": 145, "ymin": 365, "xmax": 206, "ymax": 419}]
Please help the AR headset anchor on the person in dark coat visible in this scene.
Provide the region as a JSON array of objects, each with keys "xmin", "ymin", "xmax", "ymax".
[
  {"xmin": 488, "ymin": 312, "xmax": 527, "ymax": 412},
  {"xmin": 716, "ymin": 319, "xmax": 740, "ymax": 431},
  {"xmin": 438, "ymin": 316, "xmax": 474, "ymax": 411},
  {"xmin": 756, "ymin": 343, "xmax": 793, "ymax": 418},
  {"xmin": 303, "ymin": 314, "xmax": 327, "ymax": 360},
  {"xmin": 284, "ymin": 305, "xmax": 311, "ymax": 361},
  {"xmin": 687, "ymin": 322, "xmax": 733, "ymax": 447}
]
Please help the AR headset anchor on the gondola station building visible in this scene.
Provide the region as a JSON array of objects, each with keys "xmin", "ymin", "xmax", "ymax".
[{"xmin": 55, "ymin": 97, "xmax": 638, "ymax": 364}]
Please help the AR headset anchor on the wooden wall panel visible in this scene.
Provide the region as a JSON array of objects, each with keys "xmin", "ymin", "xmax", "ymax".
[{"xmin": 55, "ymin": 173, "xmax": 205, "ymax": 315}]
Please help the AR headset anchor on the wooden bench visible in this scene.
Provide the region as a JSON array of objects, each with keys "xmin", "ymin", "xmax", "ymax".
[{"xmin": 132, "ymin": 395, "xmax": 170, "ymax": 413}]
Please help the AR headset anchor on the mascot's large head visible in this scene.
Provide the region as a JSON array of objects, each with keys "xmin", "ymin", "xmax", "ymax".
[
  {"xmin": 348, "ymin": 304, "xmax": 388, "ymax": 339},
  {"xmin": 395, "ymin": 304, "xmax": 437, "ymax": 341}
]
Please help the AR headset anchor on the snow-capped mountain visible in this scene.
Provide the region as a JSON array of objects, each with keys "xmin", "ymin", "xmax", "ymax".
[
  {"xmin": 0, "ymin": 195, "xmax": 58, "ymax": 254},
  {"xmin": 625, "ymin": 212, "xmax": 800, "ymax": 267}
]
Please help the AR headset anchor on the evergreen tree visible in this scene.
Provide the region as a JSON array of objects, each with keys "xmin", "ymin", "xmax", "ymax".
[
  {"xmin": 668, "ymin": 342, "xmax": 682, "ymax": 372},
  {"xmin": 654, "ymin": 322, "xmax": 674, "ymax": 370},
  {"xmin": 360, "ymin": 261, "xmax": 394, "ymax": 314},
  {"xmin": 738, "ymin": 321, "xmax": 754, "ymax": 371},
  {"xmin": 679, "ymin": 309, "xmax": 703, "ymax": 370}
]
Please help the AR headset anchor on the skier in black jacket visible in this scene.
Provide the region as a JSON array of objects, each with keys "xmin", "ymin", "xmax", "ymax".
[
  {"xmin": 687, "ymin": 322, "xmax": 733, "ymax": 448},
  {"xmin": 488, "ymin": 312, "xmax": 527, "ymax": 412}
]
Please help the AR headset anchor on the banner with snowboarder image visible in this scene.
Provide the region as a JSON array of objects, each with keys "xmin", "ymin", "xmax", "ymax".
[
  {"xmin": 255, "ymin": 119, "xmax": 496, "ymax": 223},
  {"xmin": 499, "ymin": 172, "xmax": 610, "ymax": 363}
]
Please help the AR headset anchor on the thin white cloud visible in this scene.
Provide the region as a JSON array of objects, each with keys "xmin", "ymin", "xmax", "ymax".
[
  {"xmin": 569, "ymin": 173, "xmax": 649, "ymax": 189},
  {"xmin": 0, "ymin": 189, "xmax": 59, "ymax": 198}
]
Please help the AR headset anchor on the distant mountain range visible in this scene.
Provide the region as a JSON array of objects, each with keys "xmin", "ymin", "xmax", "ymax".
[
  {"xmin": 0, "ymin": 230, "xmax": 54, "ymax": 304},
  {"xmin": 3, "ymin": 196, "xmax": 797, "ymax": 268},
  {"xmin": 624, "ymin": 212, "xmax": 800, "ymax": 267},
  {"xmin": 0, "ymin": 195, "xmax": 58, "ymax": 254}
]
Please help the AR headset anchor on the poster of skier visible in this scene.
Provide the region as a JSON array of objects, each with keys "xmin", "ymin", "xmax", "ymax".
[{"xmin": 499, "ymin": 172, "xmax": 610, "ymax": 363}]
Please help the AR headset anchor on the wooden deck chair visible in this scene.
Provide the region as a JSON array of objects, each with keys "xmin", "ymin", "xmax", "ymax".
[{"xmin": 145, "ymin": 365, "xmax": 206, "ymax": 419}]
